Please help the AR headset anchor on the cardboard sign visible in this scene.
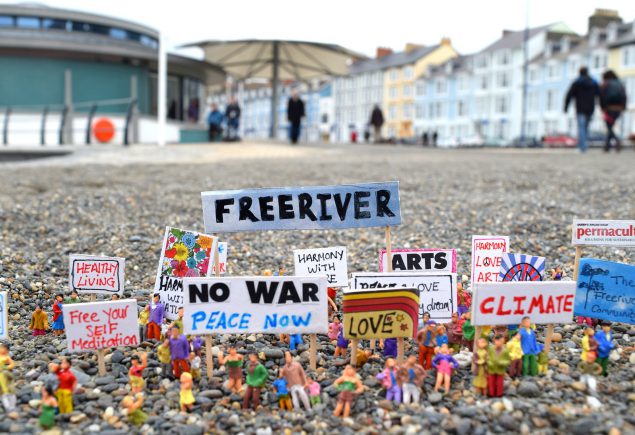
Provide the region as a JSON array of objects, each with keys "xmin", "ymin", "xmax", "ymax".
[
  {"xmin": 572, "ymin": 219, "xmax": 635, "ymax": 247},
  {"xmin": 0, "ymin": 292, "xmax": 7, "ymax": 340},
  {"xmin": 182, "ymin": 276, "xmax": 328, "ymax": 335},
  {"xmin": 379, "ymin": 248, "xmax": 456, "ymax": 273},
  {"xmin": 343, "ymin": 288, "xmax": 419, "ymax": 339},
  {"xmin": 153, "ymin": 227, "xmax": 218, "ymax": 320},
  {"xmin": 69, "ymin": 255, "xmax": 125, "ymax": 295},
  {"xmin": 201, "ymin": 181, "xmax": 401, "ymax": 233},
  {"xmin": 294, "ymin": 246, "xmax": 348, "ymax": 287},
  {"xmin": 64, "ymin": 299, "xmax": 139, "ymax": 352},
  {"xmin": 211, "ymin": 242, "xmax": 228, "ymax": 275},
  {"xmin": 471, "ymin": 281, "xmax": 576, "ymax": 326},
  {"xmin": 471, "ymin": 235, "xmax": 509, "ymax": 283},
  {"xmin": 499, "ymin": 253, "xmax": 545, "ymax": 282},
  {"xmin": 350, "ymin": 272, "xmax": 457, "ymax": 322},
  {"xmin": 574, "ymin": 258, "xmax": 635, "ymax": 324}
]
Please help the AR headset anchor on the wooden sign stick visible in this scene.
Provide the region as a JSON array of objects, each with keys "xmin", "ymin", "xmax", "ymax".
[
  {"xmin": 350, "ymin": 339, "xmax": 358, "ymax": 367},
  {"xmin": 309, "ymin": 333, "xmax": 317, "ymax": 370},
  {"xmin": 97, "ymin": 349, "xmax": 106, "ymax": 376},
  {"xmin": 385, "ymin": 226, "xmax": 406, "ymax": 363},
  {"xmin": 204, "ymin": 238, "xmax": 221, "ymax": 380},
  {"xmin": 90, "ymin": 294, "xmax": 96, "ymax": 302}
]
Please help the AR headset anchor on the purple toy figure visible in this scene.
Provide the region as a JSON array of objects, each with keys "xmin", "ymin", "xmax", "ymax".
[
  {"xmin": 334, "ymin": 323, "xmax": 349, "ymax": 358},
  {"xmin": 376, "ymin": 358, "xmax": 401, "ymax": 403},
  {"xmin": 382, "ymin": 338, "xmax": 397, "ymax": 358},
  {"xmin": 432, "ymin": 343, "xmax": 459, "ymax": 394}
]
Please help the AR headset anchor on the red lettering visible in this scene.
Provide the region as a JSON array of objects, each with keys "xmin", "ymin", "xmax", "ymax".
[
  {"xmin": 563, "ymin": 294, "xmax": 574, "ymax": 312},
  {"xmin": 555, "ymin": 295, "xmax": 565, "ymax": 312},
  {"xmin": 480, "ymin": 297, "xmax": 495, "ymax": 314},
  {"xmin": 496, "ymin": 296, "xmax": 511, "ymax": 316},
  {"xmin": 576, "ymin": 228, "xmax": 584, "ymax": 238},
  {"xmin": 68, "ymin": 310, "xmax": 99, "ymax": 325},
  {"xmin": 513, "ymin": 296, "xmax": 527, "ymax": 314},
  {"xmin": 585, "ymin": 228, "xmax": 591, "ymax": 236},
  {"xmin": 545, "ymin": 296, "xmax": 555, "ymax": 314},
  {"xmin": 528, "ymin": 295, "xmax": 545, "ymax": 314}
]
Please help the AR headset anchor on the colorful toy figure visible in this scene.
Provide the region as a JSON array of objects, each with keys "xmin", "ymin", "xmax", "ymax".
[
  {"xmin": 435, "ymin": 325, "xmax": 448, "ymax": 347},
  {"xmin": 327, "ymin": 287, "xmax": 338, "ymax": 319},
  {"xmin": 457, "ymin": 283, "xmax": 472, "ymax": 316},
  {"xmin": 332, "ymin": 365, "xmax": 364, "ymax": 418},
  {"xmin": 128, "ymin": 352, "xmax": 148, "ymax": 394},
  {"xmin": 506, "ymin": 333, "xmax": 523, "ymax": 378},
  {"xmin": 577, "ymin": 351, "xmax": 602, "ymax": 394},
  {"xmin": 462, "ymin": 312, "xmax": 475, "ymax": 351},
  {"xmin": 121, "ymin": 393, "xmax": 147, "ymax": 425},
  {"xmin": 168, "ymin": 325, "xmax": 190, "ymax": 378},
  {"xmin": 376, "ymin": 358, "xmax": 401, "ymax": 403},
  {"xmin": 537, "ymin": 351, "xmax": 549, "ymax": 375},
  {"xmin": 171, "ymin": 307, "xmax": 184, "ymax": 333},
  {"xmin": 281, "ymin": 351, "xmax": 310, "ymax": 409},
  {"xmin": 111, "ymin": 294, "xmax": 120, "ymax": 301},
  {"xmin": 289, "ymin": 334, "xmax": 303, "ymax": 351},
  {"xmin": 218, "ymin": 347, "xmax": 244, "ymax": 393},
  {"xmin": 432, "ymin": 344, "xmax": 459, "ymax": 394},
  {"xmin": 353, "ymin": 349, "xmax": 374, "ymax": 367},
  {"xmin": 64, "ymin": 290, "xmax": 81, "ymax": 305},
  {"xmin": 243, "ymin": 353, "xmax": 268, "ymax": 410},
  {"xmin": 472, "ymin": 338, "xmax": 488, "ymax": 395},
  {"xmin": 397, "ymin": 355, "xmax": 426, "ymax": 404},
  {"xmin": 306, "ymin": 375, "xmax": 322, "ymax": 406},
  {"xmin": 0, "ymin": 344, "xmax": 16, "ymax": 412},
  {"xmin": 446, "ymin": 312, "xmax": 463, "ymax": 353},
  {"xmin": 189, "ymin": 352, "xmax": 201, "ymax": 380},
  {"xmin": 417, "ymin": 321, "xmax": 437, "ymax": 369},
  {"xmin": 39, "ymin": 384, "xmax": 58, "ymax": 429},
  {"xmin": 581, "ymin": 327, "xmax": 598, "ymax": 363},
  {"xmin": 382, "ymin": 338, "xmax": 397, "ymax": 358},
  {"xmin": 595, "ymin": 321, "xmax": 615, "ymax": 376},
  {"xmin": 487, "ymin": 334, "xmax": 511, "ymax": 397},
  {"xmin": 328, "ymin": 317, "xmax": 341, "ymax": 341},
  {"xmin": 334, "ymin": 322, "xmax": 348, "ymax": 358},
  {"xmin": 272, "ymin": 377, "xmax": 292, "ymax": 410},
  {"xmin": 551, "ymin": 266, "xmax": 563, "ymax": 281},
  {"xmin": 138, "ymin": 305, "xmax": 150, "ymax": 341},
  {"xmin": 519, "ymin": 316, "xmax": 542, "ymax": 376},
  {"xmin": 157, "ymin": 340, "xmax": 172, "ymax": 377},
  {"xmin": 52, "ymin": 294, "xmax": 64, "ymax": 336},
  {"xmin": 191, "ymin": 336, "xmax": 203, "ymax": 356},
  {"xmin": 29, "ymin": 304, "xmax": 49, "ymax": 336},
  {"xmin": 49, "ymin": 357, "xmax": 76, "ymax": 414},
  {"xmin": 179, "ymin": 372, "xmax": 195, "ymax": 413},
  {"xmin": 147, "ymin": 293, "xmax": 164, "ymax": 341}
]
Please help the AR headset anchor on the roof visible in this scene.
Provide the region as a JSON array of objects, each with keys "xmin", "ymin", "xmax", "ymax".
[
  {"xmin": 349, "ymin": 44, "xmax": 441, "ymax": 75},
  {"xmin": 480, "ymin": 23, "xmax": 575, "ymax": 52},
  {"xmin": 609, "ymin": 22, "xmax": 635, "ymax": 48}
]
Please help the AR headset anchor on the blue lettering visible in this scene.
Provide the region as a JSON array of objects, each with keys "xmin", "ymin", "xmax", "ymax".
[
  {"xmin": 280, "ymin": 315, "xmax": 289, "ymax": 327},
  {"xmin": 264, "ymin": 314, "xmax": 277, "ymax": 329},
  {"xmin": 228, "ymin": 313, "xmax": 239, "ymax": 328},
  {"xmin": 239, "ymin": 313, "xmax": 251, "ymax": 329},
  {"xmin": 292, "ymin": 312, "xmax": 311, "ymax": 327},
  {"xmin": 191, "ymin": 311, "xmax": 206, "ymax": 331},
  {"xmin": 206, "ymin": 311, "xmax": 219, "ymax": 330},
  {"xmin": 217, "ymin": 312, "xmax": 227, "ymax": 329}
]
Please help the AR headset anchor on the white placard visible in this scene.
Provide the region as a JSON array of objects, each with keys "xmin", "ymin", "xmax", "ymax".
[
  {"xmin": 293, "ymin": 246, "xmax": 348, "ymax": 287},
  {"xmin": 211, "ymin": 242, "xmax": 229, "ymax": 275},
  {"xmin": 0, "ymin": 292, "xmax": 7, "ymax": 340},
  {"xmin": 69, "ymin": 254, "xmax": 125, "ymax": 295},
  {"xmin": 471, "ymin": 235, "xmax": 509, "ymax": 284},
  {"xmin": 572, "ymin": 219, "xmax": 635, "ymax": 247},
  {"xmin": 379, "ymin": 248, "xmax": 456, "ymax": 273}
]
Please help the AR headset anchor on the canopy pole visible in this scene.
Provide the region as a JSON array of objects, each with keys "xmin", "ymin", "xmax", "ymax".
[
  {"xmin": 157, "ymin": 32, "xmax": 167, "ymax": 146},
  {"xmin": 270, "ymin": 41, "xmax": 280, "ymax": 139}
]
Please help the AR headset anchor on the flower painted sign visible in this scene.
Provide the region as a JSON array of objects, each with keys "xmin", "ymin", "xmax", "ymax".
[{"xmin": 153, "ymin": 227, "xmax": 218, "ymax": 320}]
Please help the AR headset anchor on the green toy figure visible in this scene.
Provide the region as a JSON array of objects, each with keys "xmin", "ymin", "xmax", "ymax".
[
  {"xmin": 537, "ymin": 351, "xmax": 549, "ymax": 375},
  {"xmin": 577, "ymin": 351, "xmax": 602, "ymax": 394},
  {"xmin": 39, "ymin": 384, "xmax": 58, "ymax": 430},
  {"xmin": 121, "ymin": 393, "xmax": 147, "ymax": 425},
  {"xmin": 242, "ymin": 353, "xmax": 267, "ymax": 410},
  {"xmin": 486, "ymin": 334, "xmax": 511, "ymax": 397}
]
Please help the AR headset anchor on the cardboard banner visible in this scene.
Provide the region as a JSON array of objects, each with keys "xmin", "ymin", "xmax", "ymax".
[
  {"xmin": 211, "ymin": 242, "xmax": 228, "ymax": 275},
  {"xmin": 499, "ymin": 253, "xmax": 545, "ymax": 282},
  {"xmin": 293, "ymin": 246, "xmax": 348, "ymax": 287},
  {"xmin": 343, "ymin": 288, "xmax": 419, "ymax": 339},
  {"xmin": 471, "ymin": 235, "xmax": 509, "ymax": 283},
  {"xmin": 182, "ymin": 276, "xmax": 328, "ymax": 335},
  {"xmin": 350, "ymin": 272, "xmax": 457, "ymax": 322},
  {"xmin": 572, "ymin": 219, "xmax": 635, "ymax": 247},
  {"xmin": 153, "ymin": 227, "xmax": 218, "ymax": 320},
  {"xmin": 574, "ymin": 258, "xmax": 635, "ymax": 324},
  {"xmin": 69, "ymin": 255, "xmax": 125, "ymax": 295},
  {"xmin": 379, "ymin": 248, "xmax": 456, "ymax": 273},
  {"xmin": 0, "ymin": 292, "xmax": 7, "ymax": 340},
  {"xmin": 201, "ymin": 181, "xmax": 401, "ymax": 233},
  {"xmin": 64, "ymin": 299, "xmax": 139, "ymax": 352},
  {"xmin": 471, "ymin": 281, "xmax": 576, "ymax": 326}
]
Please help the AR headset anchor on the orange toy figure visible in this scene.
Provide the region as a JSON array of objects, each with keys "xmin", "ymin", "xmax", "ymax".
[
  {"xmin": 218, "ymin": 348, "xmax": 244, "ymax": 393},
  {"xmin": 29, "ymin": 304, "xmax": 49, "ymax": 336},
  {"xmin": 332, "ymin": 365, "xmax": 364, "ymax": 418}
]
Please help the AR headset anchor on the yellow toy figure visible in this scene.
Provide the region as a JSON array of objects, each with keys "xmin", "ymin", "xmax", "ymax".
[
  {"xmin": 29, "ymin": 304, "xmax": 49, "ymax": 336},
  {"xmin": 179, "ymin": 372, "xmax": 195, "ymax": 413},
  {"xmin": 49, "ymin": 358, "xmax": 76, "ymax": 414},
  {"xmin": 189, "ymin": 352, "xmax": 201, "ymax": 380},
  {"xmin": 170, "ymin": 307, "xmax": 184, "ymax": 333},
  {"xmin": 581, "ymin": 328, "xmax": 598, "ymax": 362},
  {"xmin": 157, "ymin": 341, "xmax": 172, "ymax": 377},
  {"xmin": 537, "ymin": 351, "xmax": 549, "ymax": 375},
  {"xmin": 506, "ymin": 333, "xmax": 523, "ymax": 378},
  {"xmin": 128, "ymin": 352, "xmax": 148, "ymax": 394},
  {"xmin": 472, "ymin": 338, "xmax": 488, "ymax": 396},
  {"xmin": 121, "ymin": 393, "xmax": 147, "ymax": 426},
  {"xmin": 0, "ymin": 344, "xmax": 16, "ymax": 412},
  {"xmin": 138, "ymin": 305, "xmax": 150, "ymax": 341}
]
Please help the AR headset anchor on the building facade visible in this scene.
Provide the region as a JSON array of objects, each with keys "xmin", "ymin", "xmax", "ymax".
[{"xmin": 608, "ymin": 22, "xmax": 635, "ymax": 138}]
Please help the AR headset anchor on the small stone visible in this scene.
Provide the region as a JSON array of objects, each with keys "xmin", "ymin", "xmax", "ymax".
[
  {"xmin": 629, "ymin": 353, "xmax": 635, "ymax": 365},
  {"xmin": 551, "ymin": 332, "xmax": 562, "ymax": 343},
  {"xmin": 427, "ymin": 392, "xmax": 442, "ymax": 404},
  {"xmin": 518, "ymin": 381, "xmax": 541, "ymax": 398},
  {"xmin": 571, "ymin": 381, "xmax": 586, "ymax": 391},
  {"xmin": 532, "ymin": 416, "xmax": 549, "ymax": 428},
  {"xmin": 70, "ymin": 412, "xmax": 87, "ymax": 423}
]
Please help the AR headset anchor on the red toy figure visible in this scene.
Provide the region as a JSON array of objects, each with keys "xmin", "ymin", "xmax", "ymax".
[
  {"xmin": 167, "ymin": 325, "xmax": 190, "ymax": 378},
  {"xmin": 128, "ymin": 352, "xmax": 148, "ymax": 394},
  {"xmin": 487, "ymin": 334, "xmax": 511, "ymax": 397},
  {"xmin": 52, "ymin": 294, "xmax": 64, "ymax": 336},
  {"xmin": 417, "ymin": 321, "xmax": 437, "ymax": 369},
  {"xmin": 446, "ymin": 312, "xmax": 463, "ymax": 353},
  {"xmin": 332, "ymin": 365, "xmax": 364, "ymax": 418},
  {"xmin": 49, "ymin": 358, "xmax": 76, "ymax": 414}
]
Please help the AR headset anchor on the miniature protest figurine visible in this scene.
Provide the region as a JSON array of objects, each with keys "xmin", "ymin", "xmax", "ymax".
[
  {"xmin": 577, "ymin": 351, "xmax": 602, "ymax": 394},
  {"xmin": 327, "ymin": 296, "xmax": 338, "ymax": 320},
  {"xmin": 147, "ymin": 293, "xmax": 164, "ymax": 341},
  {"xmin": 581, "ymin": 327, "xmax": 598, "ymax": 362},
  {"xmin": 218, "ymin": 347, "xmax": 244, "ymax": 393},
  {"xmin": 537, "ymin": 351, "xmax": 549, "ymax": 375},
  {"xmin": 49, "ymin": 357, "xmax": 76, "ymax": 414},
  {"xmin": 39, "ymin": 384, "xmax": 58, "ymax": 430},
  {"xmin": 382, "ymin": 338, "xmax": 398, "ymax": 358},
  {"xmin": 332, "ymin": 365, "xmax": 364, "ymax": 418},
  {"xmin": 289, "ymin": 334, "xmax": 303, "ymax": 351},
  {"xmin": 29, "ymin": 304, "xmax": 49, "ymax": 336},
  {"xmin": 138, "ymin": 305, "xmax": 150, "ymax": 341},
  {"xmin": 457, "ymin": 283, "xmax": 472, "ymax": 316},
  {"xmin": 493, "ymin": 325, "xmax": 508, "ymax": 341},
  {"xmin": 417, "ymin": 321, "xmax": 437, "ymax": 369},
  {"xmin": 519, "ymin": 316, "xmax": 542, "ymax": 376},
  {"xmin": 436, "ymin": 325, "xmax": 448, "ymax": 348},
  {"xmin": 189, "ymin": 352, "xmax": 201, "ymax": 380},
  {"xmin": 243, "ymin": 353, "xmax": 268, "ymax": 410},
  {"xmin": 462, "ymin": 312, "xmax": 475, "ymax": 351},
  {"xmin": 191, "ymin": 336, "xmax": 203, "ymax": 356},
  {"xmin": 352, "ymin": 349, "xmax": 375, "ymax": 367},
  {"xmin": 64, "ymin": 290, "xmax": 81, "ymax": 305},
  {"xmin": 506, "ymin": 333, "xmax": 523, "ymax": 378},
  {"xmin": 422, "ymin": 312, "xmax": 431, "ymax": 324},
  {"xmin": 272, "ymin": 376, "xmax": 292, "ymax": 410},
  {"xmin": 52, "ymin": 294, "xmax": 64, "ymax": 336},
  {"xmin": 111, "ymin": 294, "xmax": 120, "ymax": 301},
  {"xmin": 121, "ymin": 393, "xmax": 147, "ymax": 425},
  {"xmin": 128, "ymin": 352, "xmax": 147, "ymax": 394},
  {"xmin": 551, "ymin": 266, "xmax": 563, "ymax": 281},
  {"xmin": 179, "ymin": 372, "xmax": 195, "ymax": 413},
  {"xmin": 398, "ymin": 355, "xmax": 426, "ymax": 404},
  {"xmin": 472, "ymin": 338, "xmax": 488, "ymax": 396},
  {"xmin": 168, "ymin": 326, "xmax": 190, "ymax": 378},
  {"xmin": 432, "ymin": 343, "xmax": 459, "ymax": 394},
  {"xmin": 170, "ymin": 307, "xmax": 184, "ymax": 333},
  {"xmin": 0, "ymin": 344, "xmax": 16, "ymax": 412},
  {"xmin": 157, "ymin": 340, "xmax": 172, "ymax": 377},
  {"xmin": 487, "ymin": 334, "xmax": 511, "ymax": 397},
  {"xmin": 376, "ymin": 358, "xmax": 401, "ymax": 403},
  {"xmin": 334, "ymin": 322, "xmax": 349, "ymax": 358},
  {"xmin": 446, "ymin": 312, "xmax": 463, "ymax": 353},
  {"xmin": 306, "ymin": 375, "xmax": 322, "ymax": 406},
  {"xmin": 281, "ymin": 351, "xmax": 311, "ymax": 409},
  {"xmin": 595, "ymin": 321, "xmax": 615, "ymax": 376},
  {"xmin": 328, "ymin": 317, "xmax": 341, "ymax": 342}
]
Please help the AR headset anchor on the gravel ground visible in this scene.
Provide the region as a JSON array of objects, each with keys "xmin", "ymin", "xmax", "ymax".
[{"xmin": 0, "ymin": 142, "xmax": 634, "ymax": 434}]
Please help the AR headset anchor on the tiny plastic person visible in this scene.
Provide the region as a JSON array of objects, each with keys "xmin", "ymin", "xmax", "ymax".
[
  {"xmin": 334, "ymin": 322, "xmax": 348, "ymax": 358},
  {"xmin": 577, "ymin": 351, "xmax": 602, "ymax": 394},
  {"xmin": 0, "ymin": 344, "xmax": 16, "ymax": 412},
  {"xmin": 189, "ymin": 352, "xmax": 201, "ymax": 380},
  {"xmin": 551, "ymin": 266, "xmax": 563, "ymax": 281},
  {"xmin": 595, "ymin": 321, "xmax": 614, "ymax": 376},
  {"xmin": 581, "ymin": 327, "xmax": 598, "ymax": 363},
  {"xmin": 519, "ymin": 316, "xmax": 542, "ymax": 376},
  {"xmin": 417, "ymin": 321, "xmax": 437, "ymax": 369},
  {"xmin": 147, "ymin": 293, "xmax": 164, "ymax": 341},
  {"xmin": 171, "ymin": 307, "xmax": 184, "ymax": 333},
  {"xmin": 29, "ymin": 304, "xmax": 49, "ymax": 336},
  {"xmin": 39, "ymin": 384, "xmax": 58, "ymax": 430},
  {"xmin": 65, "ymin": 290, "xmax": 81, "ymax": 305},
  {"xmin": 328, "ymin": 317, "xmax": 341, "ymax": 342},
  {"xmin": 179, "ymin": 372, "xmax": 195, "ymax": 413},
  {"xmin": 281, "ymin": 351, "xmax": 310, "ymax": 410},
  {"xmin": 289, "ymin": 334, "xmax": 303, "ymax": 351},
  {"xmin": 456, "ymin": 283, "xmax": 472, "ymax": 316},
  {"xmin": 272, "ymin": 377, "xmax": 292, "ymax": 410},
  {"xmin": 52, "ymin": 294, "xmax": 64, "ymax": 336},
  {"xmin": 445, "ymin": 312, "xmax": 463, "ymax": 353},
  {"xmin": 506, "ymin": 333, "xmax": 523, "ymax": 378},
  {"xmin": 376, "ymin": 358, "xmax": 401, "ymax": 403},
  {"xmin": 397, "ymin": 355, "xmax": 426, "ymax": 404},
  {"xmin": 432, "ymin": 343, "xmax": 459, "ymax": 394},
  {"xmin": 218, "ymin": 347, "xmax": 244, "ymax": 393},
  {"xmin": 352, "ymin": 349, "xmax": 374, "ymax": 367},
  {"xmin": 306, "ymin": 375, "xmax": 322, "ymax": 406},
  {"xmin": 138, "ymin": 305, "xmax": 150, "ymax": 341},
  {"xmin": 462, "ymin": 312, "xmax": 475, "ymax": 351},
  {"xmin": 243, "ymin": 353, "xmax": 268, "ymax": 410},
  {"xmin": 332, "ymin": 365, "xmax": 364, "ymax": 418},
  {"xmin": 111, "ymin": 294, "xmax": 120, "ymax": 301},
  {"xmin": 435, "ymin": 325, "xmax": 449, "ymax": 347},
  {"xmin": 382, "ymin": 337, "xmax": 397, "ymax": 358},
  {"xmin": 128, "ymin": 352, "xmax": 147, "ymax": 394},
  {"xmin": 472, "ymin": 337, "xmax": 488, "ymax": 395},
  {"xmin": 156, "ymin": 340, "xmax": 172, "ymax": 377},
  {"xmin": 487, "ymin": 334, "xmax": 511, "ymax": 397},
  {"xmin": 121, "ymin": 393, "xmax": 147, "ymax": 425},
  {"xmin": 537, "ymin": 351, "xmax": 549, "ymax": 375},
  {"xmin": 49, "ymin": 357, "xmax": 76, "ymax": 414},
  {"xmin": 168, "ymin": 325, "xmax": 190, "ymax": 378}
]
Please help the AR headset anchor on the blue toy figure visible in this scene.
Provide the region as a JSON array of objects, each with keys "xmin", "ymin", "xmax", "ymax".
[
  {"xmin": 595, "ymin": 321, "xmax": 614, "ymax": 376},
  {"xmin": 272, "ymin": 377, "xmax": 292, "ymax": 410},
  {"xmin": 289, "ymin": 334, "xmax": 303, "ymax": 351}
]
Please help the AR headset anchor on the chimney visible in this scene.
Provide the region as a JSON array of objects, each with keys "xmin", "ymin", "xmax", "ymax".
[
  {"xmin": 440, "ymin": 37, "xmax": 451, "ymax": 46},
  {"xmin": 588, "ymin": 9, "xmax": 622, "ymax": 33},
  {"xmin": 376, "ymin": 47, "xmax": 393, "ymax": 58},
  {"xmin": 405, "ymin": 43, "xmax": 424, "ymax": 53},
  {"xmin": 502, "ymin": 29, "xmax": 514, "ymax": 37}
]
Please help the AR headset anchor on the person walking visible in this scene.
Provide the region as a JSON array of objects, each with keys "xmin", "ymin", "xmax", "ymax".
[
  {"xmin": 564, "ymin": 66, "xmax": 600, "ymax": 153},
  {"xmin": 287, "ymin": 89, "xmax": 305, "ymax": 144},
  {"xmin": 369, "ymin": 105, "xmax": 384, "ymax": 143},
  {"xmin": 225, "ymin": 96, "xmax": 241, "ymax": 141},
  {"xmin": 599, "ymin": 70, "xmax": 627, "ymax": 152},
  {"xmin": 207, "ymin": 103, "xmax": 224, "ymax": 142}
]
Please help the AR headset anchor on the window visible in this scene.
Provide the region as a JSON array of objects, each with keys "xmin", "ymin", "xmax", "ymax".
[
  {"xmin": 403, "ymin": 104, "xmax": 413, "ymax": 118},
  {"xmin": 480, "ymin": 76, "xmax": 488, "ymax": 90},
  {"xmin": 546, "ymin": 89, "xmax": 558, "ymax": 111},
  {"xmin": 428, "ymin": 103, "xmax": 435, "ymax": 119},
  {"xmin": 435, "ymin": 102, "xmax": 442, "ymax": 118},
  {"xmin": 42, "ymin": 18, "xmax": 67, "ymax": 30},
  {"xmin": 528, "ymin": 91, "xmax": 539, "ymax": 112},
  {"xmin": 416, "ymin": 81, "xmax": 426, "ymax": 96},
  {"xmin": 529, "ymin": 67, "xmax": 539, "ymax": 83},
  {"xmin": 457, "ymin": 100, "xmax": 467, "ymax": 117},
  {"xmin": 403, "ymin": 66, "xmax": 414, "ymax": 79},
  {"xmin": 389, "ymin": 69, "xmax": 399, "ymax": 81},
  {"xmin": 495, "ymin": 96, "xmax": 508, "ymax": 114},
  {"xmin": 140, "ymin": 35, "xmax": 158, "ymax": 48},
  {"xmin": 110, "ymin": 27, "xmax": 127, "ymax": 40},
  {"xmin": 476, "ymin": 55, "xmax": 488, "ymax": 69},
  {"xmin": 388, "ymin": 105, "xmax": 397, "ymax": 120},
  {"xmin": 403, "ymin": 84, "xmax": 413, "ymax": 97},
  {"xmin": 416, "ymin": 104, "xmax": 424, "ymax": 118},
  {"xmin": 16, "ymin": 16, "xmax": 40, "ymax": 28},
  {"xmin": 389, "ymin": 86, "xmax": 398, "ymax": 99},
  {"xmin": 547, "ymin": 63, "xmax": 559, "ymax": 80},
  {"xmin": 0, "ymin": 15, "xmax": 14, "ymax": 27},
  {"xmin": 568, "ymin": 58, "xmax": 580, "ymax": 76},
  {"xmin": 496, "ymin": 72, "xmax": 510, "ymax": 88},
  {"xmin": 436, "ymin": 79, "xmax": 447, "ymax": 94},
  {"xmin": 457, "ymin": 75, "xmax": 467, "ymax": 91},
  {"xmin": 498, "ymin": 50, "xmax": 511, "ymax": 65},
  {"xmin": 623, "ymin": 46, "xmax": 635, "ymax": 68}
]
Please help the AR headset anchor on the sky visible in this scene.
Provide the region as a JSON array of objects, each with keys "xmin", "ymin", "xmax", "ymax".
[{"xmin": 9, "ymin": 0, "xmax": 635, "ymax": 58}]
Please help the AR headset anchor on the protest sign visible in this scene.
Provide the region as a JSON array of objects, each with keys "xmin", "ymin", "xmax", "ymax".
[
  {"xmin": 153, "ymin": 227, "xmax": 218, "ymax": 320},
  {"xmin": 572, "ymin": 219, "xmax": 635, "ymax": 247},
  {"xmin": 471, "ymin": 281, "xmax": 576, "ymax": 326},
  {"xmin": 201, "ymin": 181, "xmax": 401, "ymax": 233},
  {"xmin": 293, "ymin": 246, "xmax": 348, "ymax": 287},
  {"xmin": 0, "ymin": 292, "xmax": 7, "ymax": 340},
  {"xmin": 69, "ymin": 255, "xmax": 125, "ymax": 295},
  {"xmin": 379, "ymin": 248, "xmax": 456, "ymax": 273},
  {"xmin": 350, "ymin": 272, "xmax": 457, "ymax": 322},
  {"xmin": 343, "ymin": 288, "xmax": 419, "ymax": 339},
  {"xmin": 574, "ymin": 258, "xmax": 635, "ymax": 324},
  {"xmin": 64, "ymin": 299, "xmax": 139, "ymax": 352},
  {"xmin": 499, "ymin": 253, "xmax": 545, "ymax": 282},
  {"xmin": 471, "ymin": 235, "xmax": 509, "ymax": 283},
  {"xmin": 182, "ymin": 276, "xmax": 328, "ymax": 335},
  {"xmin": 211, "ymin": 242, "xmax": 228, "ymax": 275}
]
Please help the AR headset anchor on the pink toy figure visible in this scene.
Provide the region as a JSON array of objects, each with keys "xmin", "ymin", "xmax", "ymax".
[
  {"xmin": 306, "ymin": 375, "xmax": 322, "ymax": 406},
  {"xmin": 376, "ymin": 358, "xmax": 401, "ymax": 403},
  {"xmin": 328, "ymin": 317, "xmax": 341, "ymax": 341},
  {"xmin": 432, "ymin": 343, "xmax": 459, "ymax": 394}
]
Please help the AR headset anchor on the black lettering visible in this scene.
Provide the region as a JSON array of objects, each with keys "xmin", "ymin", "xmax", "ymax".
[
  {"xmin": 298, "ymin": 193, "xmax": 317, "ymax": 221},
  {"xmin": 435, "ymin": 252, "xmax": 448, "ymax": 270},
  {"xmin": 392, "ymin": 255, "xmax": 406, "ymax": 271},
  {"xmin": 278, "ymin": 194, "xmax": 295, "ymax": 219},
  {"xmin": 209, "ymin": 283, "xmax": 230, "ymax": 302},
  {"xmin": 302, "ymin": 283, "xmax": 319, "ymax": 302},
  {"xmin": 333, "ymin": 193, "xmax": 352, "ymax": 220},
  {"xmin": 215, "ymin": 198, "xmax": 234, "ymax": 223},
  {"xmin": 406, "ymin": 254, "xmax": 422, "ymax": 270},
  {"xmin": 316, "ymin": 193, "xmax": 333, "ymax": 221},
  {"xmin": 246, "ymin": 281, "xmax": 278, "ymax": 303},
  {"xmin": 188, "ymin": 283, "xmax": 208, "ymax": 303},
  {"xmin": 239, "ymin": 197, "xmax": 259, "ymax": 222},
  {"xmin": 358, "ymin": 318, "xmax": 368, "ymax": 335},
  {"xmin": 258, "ymin": 196, "xmax": 275, "ymax": 221},
  {"xmin": 278, "ymin": 282, "xmax": 301, "ymax": 303},
  {"xmin": 376, "ymin": 190, "xmax": 395, "ymax": 217},
  {"xmin": 354, "ymin": 191, "xmax": 371, "ymax": 219},
  {"xmin": 421, "ymin": 253, "xmax": 434, "ymax": 270},
  {"xmin": 381, "ymin": 312, "xmax": 395, "ymax": 333}
]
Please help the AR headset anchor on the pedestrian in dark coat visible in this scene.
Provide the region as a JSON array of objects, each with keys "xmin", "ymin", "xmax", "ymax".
[{"xmin": 287, "ymin": 89, "xmax": 305, "ymax": 144}]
